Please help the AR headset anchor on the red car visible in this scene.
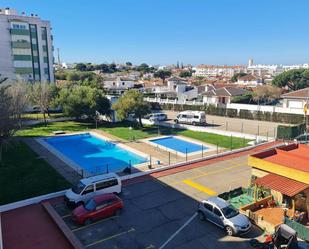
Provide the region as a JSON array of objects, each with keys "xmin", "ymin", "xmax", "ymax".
[{"xmin": 72, "ymin": 193, "xmax": 123, "ymax": 225}]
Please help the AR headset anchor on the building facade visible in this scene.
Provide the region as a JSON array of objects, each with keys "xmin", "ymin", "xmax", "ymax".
[
  {"xmin": 193, "ymin": 65, "xmax": 246, "ymax": 77},
  {"xmin": 0, "ymin": 8, "xmax": 54, "ymax": 82}
]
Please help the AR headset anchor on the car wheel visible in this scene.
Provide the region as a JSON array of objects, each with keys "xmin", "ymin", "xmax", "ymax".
[
  {"xmin": 84, "ymin": 218, "xmax": 93, "ymax": 226},
  {"xmin": 192, "ymin": 122, "xmax": 197, "ymax": 126},
  {"xmin": 225, "ymin": 226, "xmax": 235, "ymax": 236},
  {"xmin": 198, "ymin": 211, "xmax": 205, "ymax": 221},
  {"xmin": 175, "ymin": 120, "xmax": 179, "ymax": 124}
]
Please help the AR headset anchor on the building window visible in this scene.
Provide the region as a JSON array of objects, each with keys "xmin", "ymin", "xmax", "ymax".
[
  {"xmin": 12, "ymin": 24, "xmax": 27, "ymax": 29},
  {"xmin": 122, "ymin": 82, "xmax": 125, "ymax": 85}
]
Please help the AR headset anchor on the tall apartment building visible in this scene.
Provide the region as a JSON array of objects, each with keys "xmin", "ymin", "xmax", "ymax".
[{"xmin": 0, "ymin": 8, "xmax": 54, "ymax": 82}]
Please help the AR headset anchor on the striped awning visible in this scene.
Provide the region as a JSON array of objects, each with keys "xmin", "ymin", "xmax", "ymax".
[{"xmin": 255, "ymin": 173, "xmax": 309, "ymax": 197}]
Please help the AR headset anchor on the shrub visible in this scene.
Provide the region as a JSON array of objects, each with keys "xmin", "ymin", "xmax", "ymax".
[{"xmin": 277, "ymin": 123, "xmax": 305, "ymax": 139}]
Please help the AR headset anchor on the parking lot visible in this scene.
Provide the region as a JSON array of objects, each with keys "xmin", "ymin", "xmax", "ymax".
[
  {"xmin": 52, "ymin": 155, "xmax": 264, "ymax": 249},
  {"xmin": 156, "ymin": 110, "xmax": 281, "ymax": 138}
]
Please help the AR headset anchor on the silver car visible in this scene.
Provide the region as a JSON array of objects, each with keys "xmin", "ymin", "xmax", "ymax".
[
  {"xmin": 198, "ymin": 197, "xmax": 251, "ymax": 236},
  {"xmin": 294, "ymin": 134, "xmax": 309, "ymax": 144}
]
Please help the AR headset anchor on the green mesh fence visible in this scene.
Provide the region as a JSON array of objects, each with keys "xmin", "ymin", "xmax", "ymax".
[{"xmin": 284, "ymin": 217, "xmax": 309, "ymax": 242}]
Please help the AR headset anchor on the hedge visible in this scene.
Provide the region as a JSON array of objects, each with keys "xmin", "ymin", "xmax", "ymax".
[
  {"xmin": 276, "ymin": 123, "xmax": 305, "ymax": 139},
  {"xmin": 152, "ymin": 103, "xmax": 305, "ymax": 124}
]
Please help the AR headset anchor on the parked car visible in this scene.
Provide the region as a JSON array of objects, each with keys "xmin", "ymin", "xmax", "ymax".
[
  {"xmin": 294, "ymin": 134, "xmax": 309, "ymax": 144},
  {"xmin": 72, "ymin": 193, "xmax": 123, "ymax": 225},
  {"xmin": 147, "ymin": 113, "xmax": 167, "ymax": 122},
  {"xmin": 197, "ymin": 197, "xmax": 251, "ymax": 236},
  {"xmin": 174, "ymin": 111, "xmax": 206, "ymax": 126},
  {"xmin": 65, "ymin": 173, "xmax": 122, "ymax": 207}
]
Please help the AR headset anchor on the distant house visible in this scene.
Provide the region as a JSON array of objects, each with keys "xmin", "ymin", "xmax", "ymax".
[
  {"xmin": 281, "ymin": 87, "xmax": 309, "ymax": 109},
  {"xmin": 152, "ymin": 76, "xmax": 198, "ymax": 101},
  {"xmin": 201, "ymin": 86, "xmax": 247, "ymax": 106},
  {"xmin": 237, "ymin": 74, "xmax": 263, "ymax": 87},
  {"xmin": 103, "ymin": 77, "xmax": 139, "ymax": 95}
]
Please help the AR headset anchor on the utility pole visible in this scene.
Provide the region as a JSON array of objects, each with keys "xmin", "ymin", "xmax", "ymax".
[{"xmin": 57, "ymin": 48, "xmax": 61, "ymax": 66}]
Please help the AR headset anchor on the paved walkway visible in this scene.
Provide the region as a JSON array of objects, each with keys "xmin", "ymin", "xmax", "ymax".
[
  {"xmin": 2, "ymin": 204, "xmax": 72, "ymax": 249},
  {"xmin": 95, "ymin": 130, "xmax": 222, "ymax": 169},
  {"xmin": 24, "ymin": 138, "xmax": 81, "ymax": 185}
]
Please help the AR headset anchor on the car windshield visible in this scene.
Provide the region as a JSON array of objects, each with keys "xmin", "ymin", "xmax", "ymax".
[
  {"xmin": 221, "ymin": 205, "xmax": 239, "ymax": 218},
  {"xmin": 72, "ymin": 182, "xmax": 85, "ymax": 194},
  {"xmin": 84, "ymin": 199, "xmax": 97, "ymax": 211}
]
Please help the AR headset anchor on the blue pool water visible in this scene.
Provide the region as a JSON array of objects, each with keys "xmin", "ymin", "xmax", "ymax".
[
  {"xmin": 44, "ymin": 133, "xmax": 147, "ymax": 174},
  {"xmin": 149, "ymin": 136, "xmax": 208, "ymax": 154}
]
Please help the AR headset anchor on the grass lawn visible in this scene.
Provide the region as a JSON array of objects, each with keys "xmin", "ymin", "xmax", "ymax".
[
  {"xmin": 0, "ymin": 142, "xmax": 71, "ymax": 205},
  {"xmin": 21, "ymin": 113, "xmax": 64, "ymax": 120},
  {"xmin": 100, "ymin": 122, "xmax": 251, "ymax": 149},
  {"xmin": 16, "ymin": 120, "xmax": 251, "ymax": 149},
  {"xmin": 15, "ymin": 121, "xmax": 93, "ymax": 137}
]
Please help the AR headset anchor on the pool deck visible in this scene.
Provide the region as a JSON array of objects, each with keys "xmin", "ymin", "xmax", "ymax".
[
  {"xmin": 141, "ymin": 135, "xmax": 218, "ymax": 157},
  {"xmin": 24, "ymin": 138, "xmax": 81, "ymax": 185},
  {"xmin": 25, "ymin": 129, "xmax": 232, "ymax": 183}
]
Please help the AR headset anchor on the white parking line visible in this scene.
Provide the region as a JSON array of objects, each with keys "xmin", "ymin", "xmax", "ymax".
[{"xmin": 158, "ymin": 212, "xmax": 197, "ymax": 249}]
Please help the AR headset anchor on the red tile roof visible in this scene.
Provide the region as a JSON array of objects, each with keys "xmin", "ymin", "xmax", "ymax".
[
  {"xmin": 251, "ymin": 144, "xmax": 309, "ymax": 173},
  {"xmin": 281, "ymin": 87, "xmax": 309, "ymax": 99},
  {"xmin": 255, "ymin": 173, "xmax": 309, "ymax": 197}
]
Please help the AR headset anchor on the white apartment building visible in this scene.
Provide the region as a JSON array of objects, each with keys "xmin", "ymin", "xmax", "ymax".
[
  {"xmin": 193, "ymin": 65, "xmax": 246, "ymax": 77},
  {"xmin": 0, "ymin": 8, "xmax": 54, "ymax": 82}
]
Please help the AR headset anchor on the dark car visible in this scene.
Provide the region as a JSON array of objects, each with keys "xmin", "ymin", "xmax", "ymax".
[{"xmin": 72, "ymin": 193, "xmax": 123, "ymax": 225}]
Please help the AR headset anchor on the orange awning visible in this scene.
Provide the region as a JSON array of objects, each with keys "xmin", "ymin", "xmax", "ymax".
[{"xmin": 255, "ymin": 173, "xmax": 309, "ymax": 197}]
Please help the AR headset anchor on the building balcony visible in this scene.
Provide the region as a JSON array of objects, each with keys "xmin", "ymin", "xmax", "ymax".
[
  {"xmin": 10, "ymin": 29, "xmax": 30, "ymax": 36},
  {"xmin": 11, "ymin": 41, "xmax": 31, "ymax": 49},
  {"xmin": 15, "ymin": 67, "xmax": 33, "ymax": 75},
  {"xmin": 13, "ymin": 55, "xmax": 32, "ymax": 61}
]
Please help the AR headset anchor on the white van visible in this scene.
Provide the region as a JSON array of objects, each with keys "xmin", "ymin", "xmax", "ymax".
[
  {"xmin": 64, "ymin": 173, "xmax": 122, "ymax": 206},
  {"xmin": 174, "ymin": 111, "xmax": 206, "ymax": 126}
]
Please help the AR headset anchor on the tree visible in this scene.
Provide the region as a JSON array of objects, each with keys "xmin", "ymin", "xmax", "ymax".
[
  {"xmin": 28, "ymin": 83, "xmax": 52, "ymax": 127},
  {"xmin": 8, "ymin": 82, "xmax": 28, "ymax": 128},
  {"xmin": 0, "ymin": 79, "xmax": 18, "ymax": 163},
  {"xmin": 272, "ymin": 69, "xmax": 309, "ymax": 91},
  {"xmin": 126, "ymin": 62, "xmax": 132, "ymax": 66},
  {"xmin": 75, "ymin": 63, "xmax": 87, "ymax": 71},
  {"xmin": 231, "ymin": 92, "xmax": 253, "ymax": 104},
  {"xmin": 67, "ymin": 71, "xmax": 81, "ymax": 81},
  {"xmin": 252, "ymin": 85, "xmax": 282, "ymax": 104},
  {"xmin": 55, "ymin": 85, "xmax": 110, "ymax": 120},
  {"xmin": 136, "ymin": 63, "xmax": 150, "ymax": 73},
  {"xmin": 231, "ymin": 73, "xmax": 247, "ymax": 82},
  {"xmin": 179, "ymin": 70, "xmax": 192, "ymax": 78},
  {"xmin": 153, "ymin": 70, "xmax": 172, "ymax": 84},
  {"xmin": 112, "ymin": 90, "xmax": 150, "ymax": 127}
]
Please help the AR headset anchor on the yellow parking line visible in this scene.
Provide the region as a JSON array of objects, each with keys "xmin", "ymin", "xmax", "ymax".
[
  {"xmin": 72, "ymin": 216, "xmax": 119, "ymax": 232},
  {"xmin": 85, "ymin": 227, "xmax": 135, "ymax": 248},
  {"xmin": 189, "ymin": 163, "xmax": 245, "ymax": 181},
  {"xmin": 158, "ymin": 163, "xmax": 247, "ymax": 187},
  {"xmin": 183, "ymin": 179, "xmax": 217, "ymax": 196}
]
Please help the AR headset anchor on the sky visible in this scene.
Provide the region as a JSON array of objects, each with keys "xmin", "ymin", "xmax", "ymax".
[{"xmin": 2, "ymin": 0, "xmax": 309, "ymax": 66}]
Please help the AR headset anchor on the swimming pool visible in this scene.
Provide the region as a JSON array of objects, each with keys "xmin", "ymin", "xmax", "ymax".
[
  {"xmin": 42, "ymin": 133, "xmax": 147, "ymax": 174},
  {"xmin": 148, "ymin": 136, "xmax": 208, "ymax": 154}
]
